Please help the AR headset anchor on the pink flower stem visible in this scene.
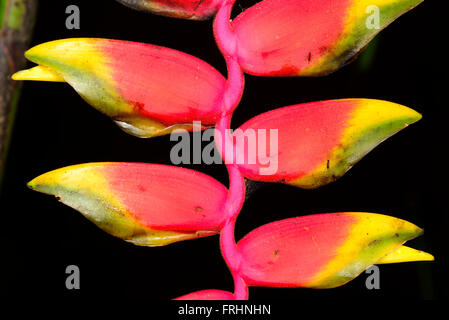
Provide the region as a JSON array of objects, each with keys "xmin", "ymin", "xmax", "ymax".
[
  {"xmin": 213, "ymin": 0, "xmax": 249, "ymax": 300},
  {"xmin": 216, "ymin": 114, "xmax": 248, "ymax": 300},
  {"xmin": 214, "ymin": 0, "xmax": 239, "ymax": 58}
]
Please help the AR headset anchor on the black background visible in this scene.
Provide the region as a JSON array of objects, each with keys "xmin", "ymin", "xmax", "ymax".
[{"xmin": 1, "ymin": 0, "xmax": 448, "ymax": 300}]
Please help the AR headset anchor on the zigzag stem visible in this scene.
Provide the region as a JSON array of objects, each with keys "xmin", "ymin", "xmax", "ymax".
[
  {"xmin": 220, "ymin": 159, "xmax": 247, "ymax": 300},
  {"xmin": 213, "ymin": 0, "xmax": 249, "ymax": 300}
]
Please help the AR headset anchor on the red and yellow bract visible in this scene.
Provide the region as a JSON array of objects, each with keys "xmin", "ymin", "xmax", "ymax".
[
  {"xmin": 27, "ymin": 163, "xmax": 229, "ymax": 246},
  {"xmin": 237, "ymin": 212, "xmax": 433, "ymax": 288},
  {"xmin": 232, "ymin": 0, "xmax": 424, "ymax": 76},
  {"xmin": 13, "ymin": 38, "xmax": 226, "ymax": 137},
  {"xmin": 235, "ymin": 99, "xmax": 421, "ymax": 188}
]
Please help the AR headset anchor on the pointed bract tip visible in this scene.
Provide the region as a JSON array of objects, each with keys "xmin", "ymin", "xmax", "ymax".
[
  {"xmin": 27, "ymin": 174, "xmax": 49, "ymax": 193},
  {"xmin": 12, "ymin": 66, "xmax": 65, "ymax": 82},
  {"xmin": 377, "ymin": 245, "xmax": 434, "ymax": 264}
]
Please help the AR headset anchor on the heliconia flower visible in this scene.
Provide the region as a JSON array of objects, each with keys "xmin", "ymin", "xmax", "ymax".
[
  {"xmin": 236, "ymin": 212, "xmax": 433, "ymax": 289},
  {"xmin": 12, "ymin": 38, "xmax": 226, "ymax": 138},
  {"xmin": 234, "ymin": 99, "xmax": 421, "ymax": 189},
  {"xmin": 27, "ymin": 163, "xmax": 229, "ymax": 246},
  {"xmin": 115, "ymin": 0, "xmax": 224, "ymax": 20},
  {"xmin": 174, "ymin": 290, "xmax": 235, "ymax": 300},
  {"xmin": 231, "ymin": 0, "xmax": 423, "ymax": 76}
]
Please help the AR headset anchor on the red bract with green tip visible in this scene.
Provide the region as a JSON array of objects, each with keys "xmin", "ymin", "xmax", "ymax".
[
  {"xmin": 13, "ymin": 39, "xmax": 226, "ymax": 138},
  {"xmin": 232, "ymin": 0, "xmax": 424, "ymax": 76},
  {"xmin": 237, "ymin": 213, "xmax": 433, "ymax": 289},
  {"xmin": 234, "ymin": 99, "xmax": 421, "ymax": 188},
  {"xmin": 27, "ymin": 163, "xmax": 229, "ymax": 246}
]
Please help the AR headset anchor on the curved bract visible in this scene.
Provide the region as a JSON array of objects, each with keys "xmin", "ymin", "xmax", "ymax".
[
  {"xmin": 115, "ymin": 0, "xmax": 224, "ymax": 20},
  {"xmin": 12, "ymin": 38, "xmax": 226, "ymax": 137},
  {"xmin": 235, "ymin": 99, "xmax": 421, "ymax": 189},
  {"xmin": 232, "ymin": 0, "xmax": 424, "ymax": 76},
  {"xmin": 27, "ymin": 163, "xmax": 229, "ymax": 246},
  {"xmin": 237, "ymin": 212, "xmax": 433, "ymax": 289}
]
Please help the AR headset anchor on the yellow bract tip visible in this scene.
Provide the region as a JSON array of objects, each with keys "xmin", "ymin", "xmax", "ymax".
[
  {"xmin": 12, "ymin": 65, "xmax": 66, "ymax": 82},
  {"xmin": 377, "ymin": 245, "xmax": 434, "ymax": 264}
]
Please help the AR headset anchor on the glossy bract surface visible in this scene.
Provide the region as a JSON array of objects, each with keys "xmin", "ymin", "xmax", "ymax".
[
  {"xmin": 28, "ymin": 163, "xmax": 229, "ymax": 246},
  {"xmin": 13, "ymin": 38, "xmax": 226, "ymax": 137},
  {"xmin": 232, "ymin": 0, "xmax": 423, "ymax": 76}
]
